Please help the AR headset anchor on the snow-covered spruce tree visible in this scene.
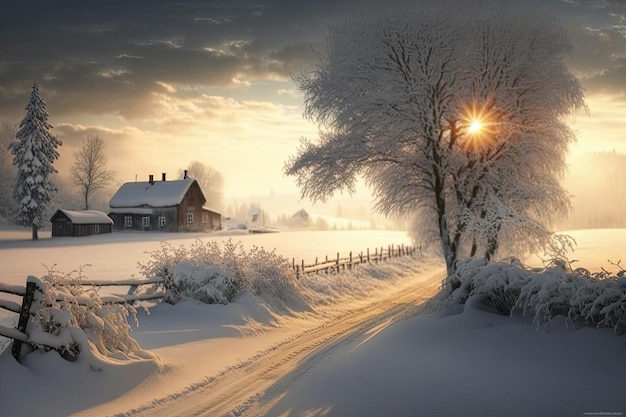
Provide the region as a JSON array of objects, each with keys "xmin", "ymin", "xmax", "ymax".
[
  {"xmin": 0, "ymin": 122, "xmax": 18, "ymax": 223},
  {"xmin": 9, "ymin": 83, "xmax": 62, "ymax": 240},
  {"xmin": 284, "ymin": 4, "xmax": 585, "ymax": 275}
]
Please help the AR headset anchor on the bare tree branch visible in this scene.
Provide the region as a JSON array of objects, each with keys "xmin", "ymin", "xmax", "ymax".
[{"xmin": 70, "ymin": 136, "xmax": 116, "ymax": 210}]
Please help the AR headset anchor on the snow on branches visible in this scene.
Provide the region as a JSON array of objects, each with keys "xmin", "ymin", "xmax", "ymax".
[
  {"xmin": 440, "ymin": 258, "xmax": 626, "ymax": 335},
  {"xmin": 138, "ymin": 239, "xmax": 299, "ymax": 305},
  {"xmin": 9, "ymin": 83, "xmax": 62, "ymax": 239},
  {"xmin": 285, "ymin": 5, "xmax": 585, "ymax": 274},
  {"xmin": 23, "ymin": 266, "xmax": 154, "ymax": 364}
]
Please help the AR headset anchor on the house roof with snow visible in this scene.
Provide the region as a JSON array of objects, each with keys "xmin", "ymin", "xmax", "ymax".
[
  {"xmin": 292, "ymin": 209, "xmax": 309, "ymax": 219},
  {"xmin": 108, "ymin": 177, "xmax": 206, "ymax": 208},
  {"xmin": 50, "ymin": 209, "xmax": 114, "ymax": 224}
]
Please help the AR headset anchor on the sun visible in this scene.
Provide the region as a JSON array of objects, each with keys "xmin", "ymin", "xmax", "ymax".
[{"xmin": 468, "ymin": 120, "xmax": 482, "ymax": 134}]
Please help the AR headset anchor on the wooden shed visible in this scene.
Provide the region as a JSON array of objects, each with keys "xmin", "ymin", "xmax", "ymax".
[
  {"xmin": 50, "ymin": 209, "xmax": 114, "ymax": 237},
  {"xmin": 108, "ymin": 173, "xmax": 222, "ymax": 233}
]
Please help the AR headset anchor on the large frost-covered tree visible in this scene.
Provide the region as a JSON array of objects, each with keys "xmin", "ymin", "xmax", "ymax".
[
  {"xmin": 9, "ymin": 83, "xmax": 62, "ymax": 240},
  {"xmin": 284, "ymin": 5, "xmax": 585, "ymax": 275},
  {"xmin": 70, "ymin": 136, "xmax": 115, "ymax": 210}
]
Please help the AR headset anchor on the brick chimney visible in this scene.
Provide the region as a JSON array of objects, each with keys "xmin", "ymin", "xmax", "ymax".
[
  {"xmin": 184, "ymin": 169, "xmax": 188, "ymax": 179},
  {"xmin": 149, "ymin": 174, "xmax": 154, "ymax": 185},
  {"xmin": 162, "ymin": 172, "xmax": 166, "ymax": 181}
]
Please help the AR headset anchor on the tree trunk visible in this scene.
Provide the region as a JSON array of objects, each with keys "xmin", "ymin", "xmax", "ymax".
[
  {"xmin": 470, "ymin": 240, "xmax": 478, "ymax": 257},
  {"xmin": 439, "ymin": 216, "xmax": 456, "ymax": 276},
  {"xmin": 484, "ymin": 223, "xmax": 502, "ymax": 262},
  {"xmin": 435, "ymin": 184, "xmax": 456, "ymax": 275},
  {"xmin": 31, "ymin": 223, "xmax": 38, "ymax": 240}
]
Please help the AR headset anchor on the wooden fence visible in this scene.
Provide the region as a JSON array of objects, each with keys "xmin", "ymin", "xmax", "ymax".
[
  {"xmin": 0, "ymin": 277, "xmax": 165, "ymax": 363},
  {"xmin": 0, "ymin": 242, "xmax": 418, "ymax": 362},
  {"xmin": 292, "ymin": 244, "xmax": 418, "ymax": 278}
]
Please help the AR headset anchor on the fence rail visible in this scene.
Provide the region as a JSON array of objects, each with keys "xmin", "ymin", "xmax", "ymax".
[
  {"xmin": 0, "ymin": 242, "xmax": 418, "ymax": 363},
  {"xmin": 292, "ymin": 244, "xmax": 418, "ymax": 278}
]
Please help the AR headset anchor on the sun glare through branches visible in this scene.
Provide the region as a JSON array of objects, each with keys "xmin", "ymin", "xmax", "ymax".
[
  {"xmin": 468, "ymin": 120, "xmax": 482, "ymax": 133},
  {"xmin": 460, "ymin": 100, "xmax": 498, "ymax": 151}
]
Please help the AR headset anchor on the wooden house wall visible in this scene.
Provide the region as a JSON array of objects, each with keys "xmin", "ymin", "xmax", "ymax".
[
  {"xmin": 203, "ymin": 210, "xmax": 222, "ymax": 230},
  {"xmin": 109, "ymin": 207, "xmax": 178, "ymax": 232},
  {"xmin": 51, "ymin": 215, "xmax": 112, "ymax": 237},
  {"xmin": 70, "ymin": 223, "xmax": 112, "ymax": 237},
  {"xmin": 177, "ymin": 182, "xmax": 206, "ymax": 232},
  {"xmin": 52, "ymin": 219, "xmax": 70, "ymax": 237}
]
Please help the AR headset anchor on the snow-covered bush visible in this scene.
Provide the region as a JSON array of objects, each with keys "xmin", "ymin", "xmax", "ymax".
[
  {"xmin": 137, "ymin": 239, "xmax": 298, "ymax": 305},
  {"xmin": 440, "ymin": 258, "xmax": 626, "ymax": 334},
  {"xmin": 30, "ymin": 266, "xmax": 147, "ymax": 360}
]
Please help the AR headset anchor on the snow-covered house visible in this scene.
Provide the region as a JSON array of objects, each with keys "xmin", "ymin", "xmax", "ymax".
[
  {"xmin": 108, "ymin": 173, "xmax": 221, "ymax": 232},
  {"xmin": 50, "ymin": 209, "xmax": 113, "ymax": 237},
  {"xmin": 292, "ymin": 209, "xmax": 310, "ymax": 227}
]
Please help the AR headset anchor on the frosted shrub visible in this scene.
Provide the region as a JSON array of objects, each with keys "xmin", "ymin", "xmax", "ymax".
[
  {"xmin": 138, "ymin": 239, "xmax": 298, "ymax": 305},
  {"xmin": 513, "ymin": 268, "xmax": 575, "ymax": 326},
  {"xmin": 441, "ymin": 258, "xmax": 529, "ymax": 315},
  {"xmin": 441, "ymin": 259, "xmax": 626, "ymax": 334},
  {"xmin": 247, "ymin": 245, "xmax": 299, "ymax": 300},
  {"xmin": 32, "ymin": 266, "xmax": 144, "ymax": 359},
  {"xmin": 567, "ymin": 275, "xmax": 626, "ymax": 333}
]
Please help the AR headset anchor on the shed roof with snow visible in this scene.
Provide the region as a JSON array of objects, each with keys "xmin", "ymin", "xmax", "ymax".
[
  {"xmin": 50, "ymin": 209, "xmax": 113, "ymax": 224},
  {"xmin": 109, "ymin": 177, "xmax": 205, "ymax": 208}
]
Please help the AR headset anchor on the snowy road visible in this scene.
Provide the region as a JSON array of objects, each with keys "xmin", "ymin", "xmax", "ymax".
[{"xmin": 126, "ymin": 268, "xmax": 443, "ymax": 417}]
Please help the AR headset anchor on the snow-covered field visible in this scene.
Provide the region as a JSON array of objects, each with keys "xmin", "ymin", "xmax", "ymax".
[{"xmin": 0, "ymin": 228, "xmax": 625, "ymax": 417}]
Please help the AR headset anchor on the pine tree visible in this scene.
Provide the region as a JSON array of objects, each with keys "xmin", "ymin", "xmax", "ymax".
[{"xmin": 9, "ymin": 83, "xmax": 62, "ymax": 240}]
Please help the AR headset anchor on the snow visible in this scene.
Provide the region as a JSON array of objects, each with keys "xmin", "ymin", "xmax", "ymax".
[
  {"xmin": 0, "ymin": 228, "xmax": 625, "ymax": 416},
  {"xmin": 261, "ymin": 309, "xmax": 625, "ymax": 417},
  {"xmin": 109, "ymin": 178, "xmax": 198, "ymax": 208},
  {"xmin": 52, "ymin": 209, "xmax": 113, "ymax": 225}
]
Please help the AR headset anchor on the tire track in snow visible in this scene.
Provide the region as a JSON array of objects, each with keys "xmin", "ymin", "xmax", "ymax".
[{"xmin": 117, "ymin": 268, "xmax": 444, "ymax": 417}]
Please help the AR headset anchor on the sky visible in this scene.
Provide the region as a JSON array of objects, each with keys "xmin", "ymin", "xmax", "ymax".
[{"xmin": 1, "ymin": 0, "xmax": 626, "ymax": 201}]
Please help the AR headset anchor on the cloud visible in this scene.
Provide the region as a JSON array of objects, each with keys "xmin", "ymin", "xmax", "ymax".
[
  {"xmin": 551, "ymin": 0, "xmax": 626, "ymax": 95},
  {"xmin": 569, "ymin": 26, "xmax": 626, "ymax": 75},
  {"xmin": 579, "ymin": 59, "xmax": 626, "ymax": 96},
  {"xmin": 0, "ymin": 0, "xmax": 339, "ymax": 121}
]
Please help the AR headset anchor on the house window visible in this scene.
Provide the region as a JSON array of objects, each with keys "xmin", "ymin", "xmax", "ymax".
[
  {"xmin": 142, "ymin": 216, "xmax": 150, "ymax": 227},
  {"xmin": 202, "ymin": 212, "xmax": 208, "ymax": 224},
  {"xmin": 94, "ymin": 225, "xmax": 100, "ymax": 233},
  {"xmin": 159, "ymin": 216, "xmax": 166, "ymax": 227},
  {"xmin": 186, "ymin": 211, "xmax": 194, "ymax": 224},
  {"xmin": 125, "ymin": 216, "xmax": 132, "ymax": 227}
]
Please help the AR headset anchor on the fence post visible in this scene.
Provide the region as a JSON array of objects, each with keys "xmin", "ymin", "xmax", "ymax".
[
  {"xmin": 301, "ymin": 259, "xmax": 305, "ymax": 275},
  {"xmin": 12, "ymin": 277, "xmax": 44, "ymax": 362},
  {"xmin": 336, "ymin": 252, "xmax": 340, "ymax": 273},
  {"xmin": 367, "ymin": 248, "xmax": 370, "ymax": 263},
  {"xmin": 349, "ymin": 251, "xmax": 352, "ymax": 270},
  {"xmin": 295, "ymin": 265, "xmax": 300, "ymax": 279}
]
